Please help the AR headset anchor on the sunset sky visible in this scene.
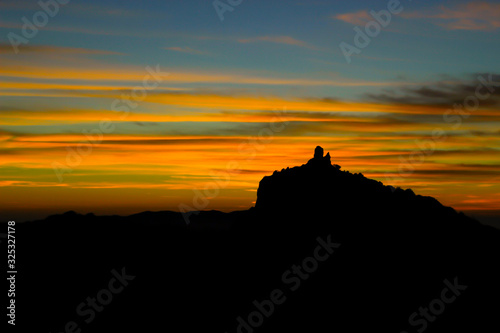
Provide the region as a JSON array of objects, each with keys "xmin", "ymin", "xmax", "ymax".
[{"xmin": 1, "ymin": 0, "xmax": 499, "ymax": 225}]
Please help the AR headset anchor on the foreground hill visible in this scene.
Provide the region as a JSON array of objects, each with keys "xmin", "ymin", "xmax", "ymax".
[{"xmin": 10, "ymin": 147, "xmax": 500, "ymax": 332}]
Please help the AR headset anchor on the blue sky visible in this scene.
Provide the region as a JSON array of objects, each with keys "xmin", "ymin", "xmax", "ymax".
[{"xmin": 3, "ymin": 0, "xmax": 499, "ymax": 100}]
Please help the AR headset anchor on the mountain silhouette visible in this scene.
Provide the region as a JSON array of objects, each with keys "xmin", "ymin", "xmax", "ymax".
[
  {"xmin": 255, "ymin": 146, "xmax": 473, "ymax": 229},
  {"xmin": 9, "ymin": 147, "xmax": 500, "ymax": 333}
]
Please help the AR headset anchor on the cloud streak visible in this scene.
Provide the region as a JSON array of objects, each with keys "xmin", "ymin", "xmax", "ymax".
[
  {"xmin": 334, "ymin": 10, "xmax": 372, "ymax": 25},
  {"xmin": 334, "ymin": 2, "xmax": 500, "ymax": 31},
  {"xmin": 237, "ymin": 36, "xmax": 312, "ymax": 48},
  {"xmin": 0, "ymin": 43, "xmax": 123, "ymax": 55},
  {"xmin": 366, "ymin": 74, "xmax": 500, "ymax": 107},
  {"xmin": 0, "ymin": 60, "xmax": 415, "ymax": 87},
  {"xmin": 402, "ymin": 1, "xmax": 500, "ymax": 31},
  {"xmin": 163, "ymin": 47, "xmax": 207, "ymax": 55}
]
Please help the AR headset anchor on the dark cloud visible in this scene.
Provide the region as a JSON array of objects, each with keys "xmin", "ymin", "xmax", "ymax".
[
  {"xmin": 469, "ymin": 130, "xmax": 500, "ymax": 137},
  {"xmin": 0, "ymin": 43, "xmax": 122, "ymax": 55},
  {"xmin": 366, "ymin": 74, "xmax": 500, "ymax": 108},
  {"xmin": 133, "ymin": 122, "xmax": 159, "ymax": 127},
  {"xmin": 456, "ymin": 163, "xmax": 500, "ymax": 168},
  {"xmin": 419, "ymin": 148, "xmax": 499, "ymax": 157},
  {"xmin": 410, "ymin": 169, "xmax": 500, "ymax": 177},
  {"xmin": 0, "ymin": 149, "xmax": 22, "ymax": 155},
  {"xmin": 213, "ymin": 169, "xmax": 268, "ymax": 174}
]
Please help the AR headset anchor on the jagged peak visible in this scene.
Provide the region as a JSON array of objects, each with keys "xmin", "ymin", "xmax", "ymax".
[
  {"xmin": 302, "ymin": 146, "xmax": 341, "ymax": 170},
  {"xmin": 307, "ymin": 145, "xmax": 331, "ymax": 166}
]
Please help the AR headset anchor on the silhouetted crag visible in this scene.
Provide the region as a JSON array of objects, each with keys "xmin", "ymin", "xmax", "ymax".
[
  {"xmin": 7, "ymin": 147, "xmax": 500, "ymax": 333},
  {"xmin": 256, "ymin": 146, "xmax": 469, "ymax": 231}
]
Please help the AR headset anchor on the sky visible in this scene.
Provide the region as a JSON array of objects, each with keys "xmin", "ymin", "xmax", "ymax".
[{"xmin": 0, "ymin": 0, "xmax": 499, "ymax": 226}]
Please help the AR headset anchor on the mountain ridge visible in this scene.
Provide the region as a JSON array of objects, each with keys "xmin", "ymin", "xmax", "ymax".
[{"xmin": 9, "ymin": 146, "xmax": 500, "ymax": 333}]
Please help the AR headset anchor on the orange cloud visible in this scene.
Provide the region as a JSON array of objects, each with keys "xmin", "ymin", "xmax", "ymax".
[
  {"xmin": 0, "ymin": 60, "xmax": 418, "ymax": 87},
  {"xmin": 1, "ymin": 128, "xmax": 499, "ymax": 218}
]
